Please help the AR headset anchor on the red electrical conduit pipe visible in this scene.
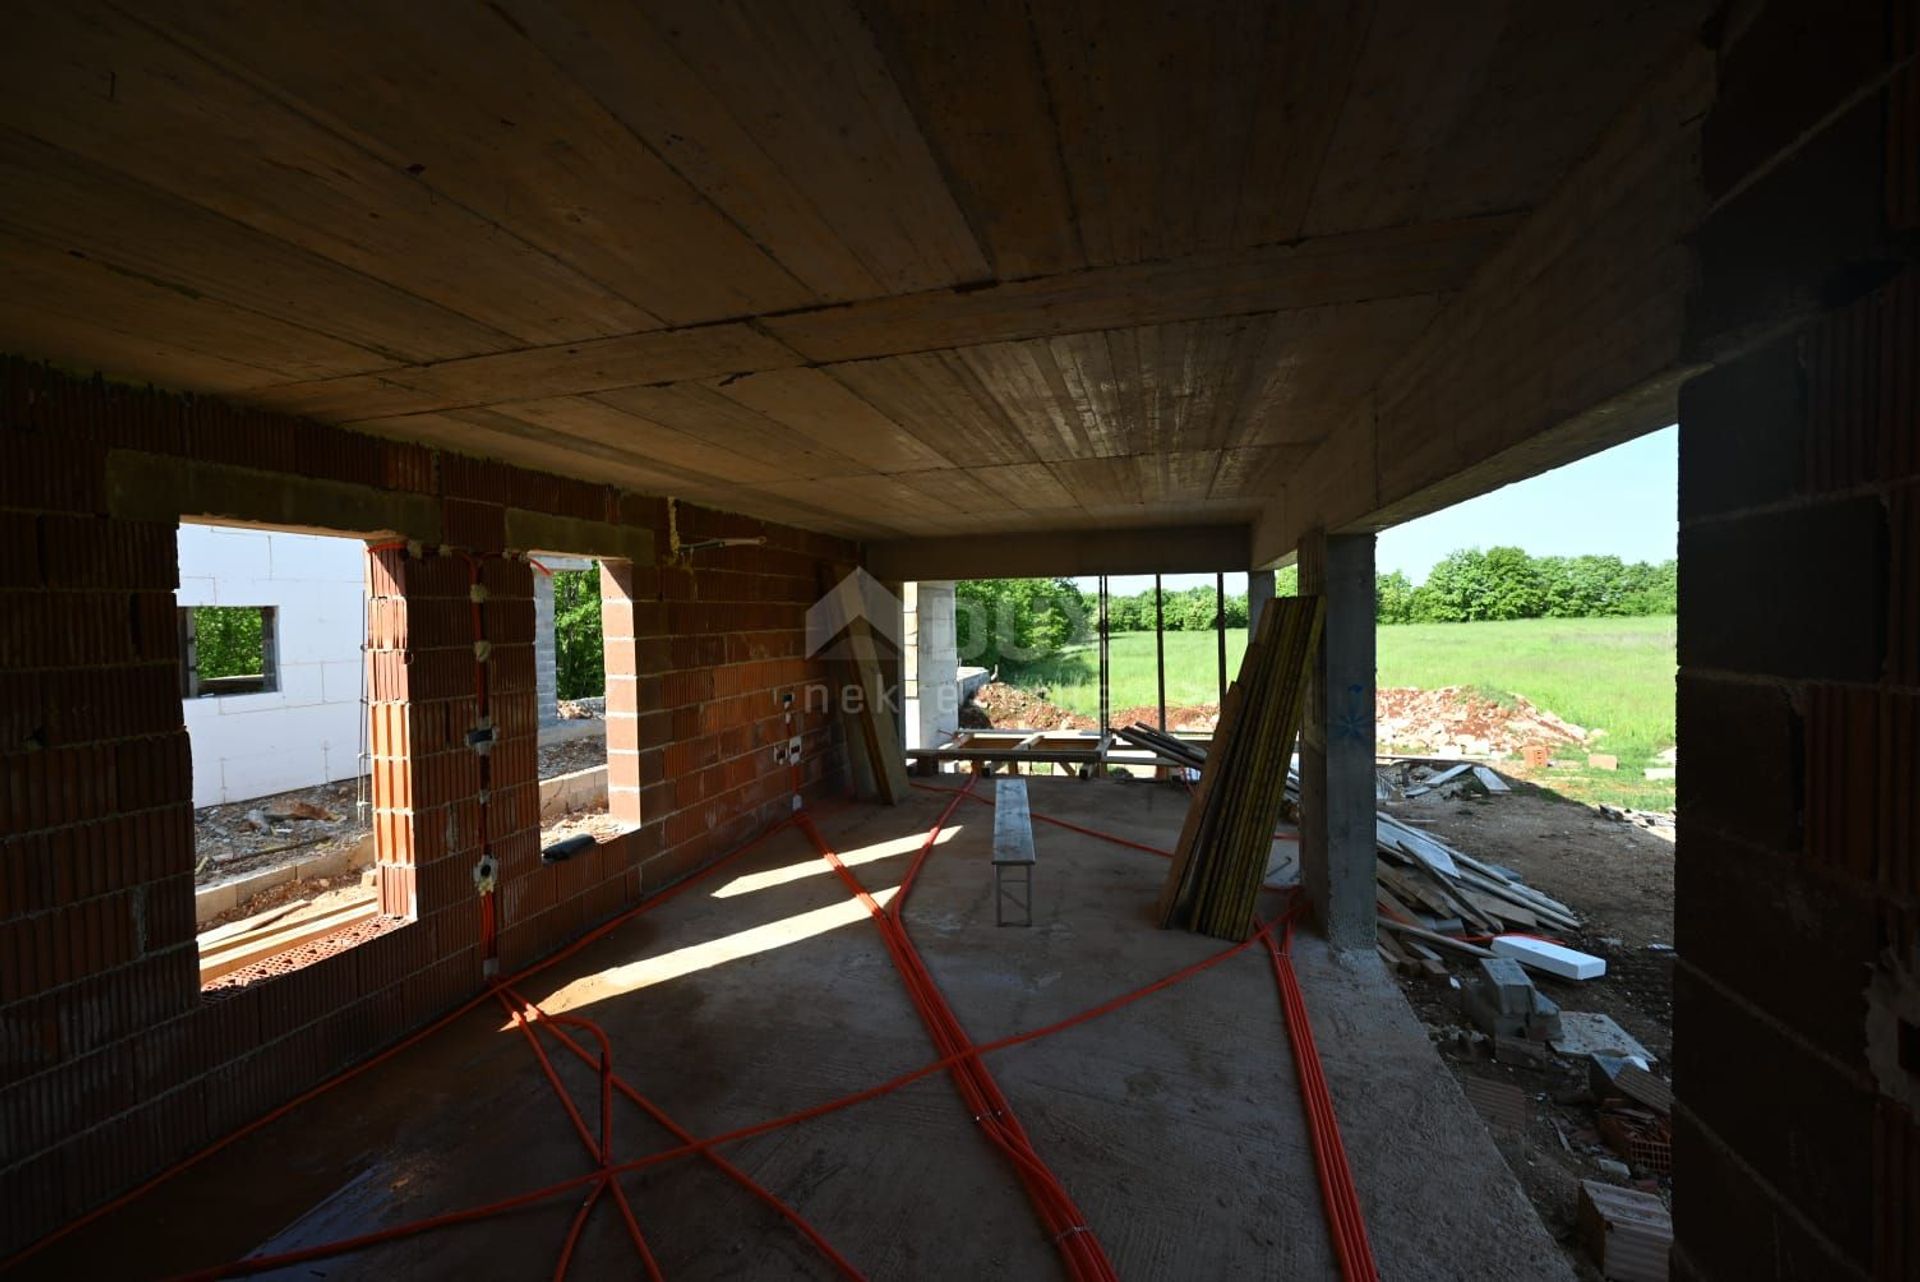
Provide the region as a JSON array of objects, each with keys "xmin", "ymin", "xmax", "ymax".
[
  {"xmin": 912, "ymin": 776, "xmax": 1379, "ymax": 1281},
  {"xmin": 4, "ymin": 813, "xmax": 809, "ymax": 1274},
  {"xmin": 153, "ymin": 898, "xmax": 1303, "ymax": 1281},
  {"xmin": 1264, "ymin": 919, "xmax": 1380, "ymax": 1281},
  {"xmin": 18, "ymin": 777, "xmax": 1369, "ymax": 1281},
  {"xmin": 498, "ymin": 985, "xmax": 867, "ymax": 1282},
  {"xmin": 496, "ymin": 994, "xmax": 665, "ymax": 1282},
  {"xmin": 793, "ymin": 782, "xmax": 1119, "ymax": 1282}
]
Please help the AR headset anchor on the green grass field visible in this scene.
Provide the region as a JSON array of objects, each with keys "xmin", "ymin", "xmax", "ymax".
[{"xmin": 1012, "ymin": 615, "xmax": 1676, "ymax": 809}]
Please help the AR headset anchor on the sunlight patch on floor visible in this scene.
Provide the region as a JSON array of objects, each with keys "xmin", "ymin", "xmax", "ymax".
[
  {"xmin": 547, "ymin": 884, "xmax": 901, "ymax": 1007},
  {"xmin": 709, "ymin": 827, "xmax": 958, "ymax": 899}
]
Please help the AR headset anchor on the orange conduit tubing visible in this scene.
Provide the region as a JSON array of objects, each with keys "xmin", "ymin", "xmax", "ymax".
[
  {"xmin": 499, "ymin": 985, "xmax": 868, "ymax": 1282},
  {"xmin": 5, "ymin": 813, "xmax": 806, "ymax": 1275},
  {"xmin": 19, "ymin": 774, "xmax": 1375, "ymax": 1282},
  {"xmin": 912, "ymin": 776, "xmax": 1377, "ymax": 1282},
  {"xmin": 496, "ymin": 995, "xmax": 665, "ymax": 1282},
  {"xmin": 1264, "ymin": 919, "xmax": 1380, "ymax": 1281},
  {"xmin": 155, "ymin": 899, "xmax": 1302, "ymax": 1280},
  {"xmin": 795, "ymin": 780, "xmax": 1119, "ymax": 1282}
]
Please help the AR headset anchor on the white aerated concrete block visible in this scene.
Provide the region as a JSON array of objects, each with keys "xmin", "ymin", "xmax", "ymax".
[{"xmin": 1492, "ymin": 935, "xmax": 1606, "ymax": 981}]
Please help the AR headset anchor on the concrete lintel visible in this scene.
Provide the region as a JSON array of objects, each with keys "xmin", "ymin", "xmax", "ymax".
[
  {"xmin": 505, "ymin": 509, "xmax": 654, "ymax": 564},
  {"xmin": 108, "ymin": 451, "xmax": 443, "ymax": 543},
  {"xmin": 865, "ymin": 523, "xmax": 1249, "ymax": 582}
]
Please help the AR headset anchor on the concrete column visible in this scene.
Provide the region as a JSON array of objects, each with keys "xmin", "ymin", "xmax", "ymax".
[
  {"xmin": 533, "ymin": 568, "xmax": 558, "ymax": 725},
  {"xmin": 1297, "ymin": 529, "xmax": 1375, "ymax": 952},
  {"xmin": 901, "ymin": 581, "xmax": 920, "ymax": 749},
  {"xmin": 913, "ymin": 580, "xmax": 958, "ymax": 750},
  {"xmin": 1247, "ymin": 567, "xmax": 1276, "ymax": 632}
]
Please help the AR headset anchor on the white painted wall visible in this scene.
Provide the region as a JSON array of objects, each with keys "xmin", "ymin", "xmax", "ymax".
[{"xmin": 176, "ymin": 525, "xmax": 365, "ymax": 807}]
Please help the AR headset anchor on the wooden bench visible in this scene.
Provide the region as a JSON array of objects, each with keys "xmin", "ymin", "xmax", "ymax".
[{"xmin": 992, "ymin": 776, "xmax": 1036, "ymax": 926}]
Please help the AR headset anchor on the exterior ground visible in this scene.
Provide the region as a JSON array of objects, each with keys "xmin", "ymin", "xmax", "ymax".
[
  {"xmin": 1378, "ymin": 780, "xmax": 1676, "ymax": 1276},
  {"xmin": 30, "ymin": 779, "xmax": 1568, "ymax": 1280},
  {"xmin": 193, "ymin": 729, "xmax": 610, "ymax": 887},
  {"xmin": 1000, "ymin": 618, "xmax": 1677, "ymax": 810}
]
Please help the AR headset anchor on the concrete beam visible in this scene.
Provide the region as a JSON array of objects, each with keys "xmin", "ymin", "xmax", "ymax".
[
  {"xmin": 106, "ymin": 451, "xmax": 443, "ymax": 542},
  {"xmin": 1248, "ymin": 568, "xmax": 1276, "ymax": 632},
  {"xmin": 1252, "ymin": 45, "xmax": 1713, "ymax": 566},
  {"xmin": 864, "ymin": 523, "xmax": 1249, "ymax": 582},
  {"xmin": 503, "ymin": 508, "xmax": 654, "ymax": 565},
  {"xmin": 1297, "ymin": 528, "xmax": 1376, "ymax": 951}
]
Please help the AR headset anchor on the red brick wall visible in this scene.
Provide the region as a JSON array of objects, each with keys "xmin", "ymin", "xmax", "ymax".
[
  {"xmin": 1674, "ymin": 3, "xmax": 1919, "ymax": 1276},
  {"xmin": 0, "ymin": 358, "xmax": 856, "ymax": 1255}
]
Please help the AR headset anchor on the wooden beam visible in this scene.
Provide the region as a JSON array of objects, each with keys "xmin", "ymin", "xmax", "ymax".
[{"xmin": 198, "ymin": 900, "xmax": 380, "ymax": 982}]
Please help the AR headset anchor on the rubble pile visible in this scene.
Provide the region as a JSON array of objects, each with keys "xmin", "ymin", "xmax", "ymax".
[{"xmin": 1375, "ymin": 685, "xmax": 1587, "ymax": 758}]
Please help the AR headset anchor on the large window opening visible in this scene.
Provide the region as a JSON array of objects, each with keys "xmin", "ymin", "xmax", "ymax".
[
  {"xmin": 1365, "ymin": 426, "xmax": 1678, "ymax": 1239},
  {"xmin": 533, "ymin": 553, "xmax": 630, "ymax": 849},
  {"xmin": 179, "ymin": 521, "xmax": 386, "ymax": 988}
]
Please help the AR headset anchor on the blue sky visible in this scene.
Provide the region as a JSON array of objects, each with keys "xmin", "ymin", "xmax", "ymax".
[
  {"xmin": 1081, "ymin": 425, "xmax": 1676, "ymax": 595},
  {"xmin": 1375, "ymin": 424, "xmax": 1676, "ymax": 582}
]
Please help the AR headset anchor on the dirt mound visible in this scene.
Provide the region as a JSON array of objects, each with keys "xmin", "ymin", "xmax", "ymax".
[
  {"xmin": 1109, "ymin": 704, "xmax": 1219, "ymax": 732},
  {"xmin": 967, "ymin": 681, "xmax": 1584, "ymax": 758},
  {"xmin": 969, "ymin": 682, "xmax": 1092, "ymax": 730},
  {"xmin": 1376, "ymin": 685, "xmax": 1586, "ymax": 757}
]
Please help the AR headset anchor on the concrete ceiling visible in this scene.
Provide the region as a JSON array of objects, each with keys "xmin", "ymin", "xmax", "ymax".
[{"xmin": 0, "ymin": 0, "xmax": 1705, "ymax": 540}]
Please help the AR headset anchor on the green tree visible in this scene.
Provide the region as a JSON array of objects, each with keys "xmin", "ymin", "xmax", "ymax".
[
  {"xmin": 553, "ymin": 566, "xmax": 605, "ymax": 700},
  {"xmin": 1479, "ymin": 546, "xmax": 1545, "ymax": 619},
  {"xmin": 956, "ymin": 577, "xmax": 1087, "ymax": 675},
  {"xmin": 194, "ymin": 606, "xmax": 265, "ymax": 679},
  {"xmin": 1375, "ymin": 570, "xmax": 1417, "ymax": 624}
]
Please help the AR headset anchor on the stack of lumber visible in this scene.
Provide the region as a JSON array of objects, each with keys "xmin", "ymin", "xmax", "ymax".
[
  {"xmin": 1155, "ymin": 597, "xmax": 1323, "ymax": 940},
  {"xmin": 1373, "ymin": 809, "xmax": 1580, "ymax": 969},
  {"xmin": 1112, "ymin": 723, "xmax": 1205, "ymax": 769}
]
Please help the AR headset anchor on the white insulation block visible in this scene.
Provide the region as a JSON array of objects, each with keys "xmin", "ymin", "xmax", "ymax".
[{"xmin": 1491, "ymin": 935, "xmax": 1606, "ymax": 981}]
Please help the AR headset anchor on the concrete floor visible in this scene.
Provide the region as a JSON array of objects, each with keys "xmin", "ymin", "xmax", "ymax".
[{"xmin": 21, "ymin": 778, "xmax": 1570, "ymax": 1280}]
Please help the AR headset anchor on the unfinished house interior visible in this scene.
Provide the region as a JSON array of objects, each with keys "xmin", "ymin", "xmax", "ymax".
[{"xmin": 1, "ymin": 2, "xmax": 1916, "ymax": 1278}]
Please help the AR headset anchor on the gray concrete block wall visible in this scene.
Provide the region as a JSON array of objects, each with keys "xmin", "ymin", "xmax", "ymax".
[{"xmin": 1672, "ymin": 3, "xmax": 1919, "ymax": 1276}]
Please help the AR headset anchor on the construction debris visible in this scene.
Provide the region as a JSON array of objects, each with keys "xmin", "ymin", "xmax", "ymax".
[
  {"xmin": 1577, "ymin": 1179, "xmax": 1673, "ymax": 1281},
  {"xmin": 1597, "ymin": 804, "xmax": 1676, "ymax": 836},
  {"xmin": 1366, "ymin": 799, "xmax": 1584, "ymax": 946},
  {"xmin": 1551, "ymin": 1011, "xmax": 1654, "ymax": 1062},
  {"xmin": 1375, "ymin": 685, "xmax": 1587, "ymax": 758},
  {"xmin": 1458, "ymin": 1075, "xmax": 1532, "ymax": 1133},
  {"xmin": 1461, "ymin": 957, "xmax": 1563, "ymax": 1041},
  {"xmin": 1493, "ymin": 1035, "xmax": 1554, "ymax": 1069},
  {"xmin": 1157, "ymin": 597, "xmax": 1323, "ymax": 939},
  {"xmin": 1113, "ymin": 722, "xmax": 1207, "ymax": 770},
  {"xmin": 197, "ymin": 893, "xmax": 379, "ymax": 984}
]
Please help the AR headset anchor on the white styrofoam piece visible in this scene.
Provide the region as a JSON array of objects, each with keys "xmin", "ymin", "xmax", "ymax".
[
  {"xmin": 178, "ymin": 525, "xmax": 366, "ymax": 805},
  {"xmin": 1492, "ymin": 934, "xmax": 1606, "ymax": 980}
]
